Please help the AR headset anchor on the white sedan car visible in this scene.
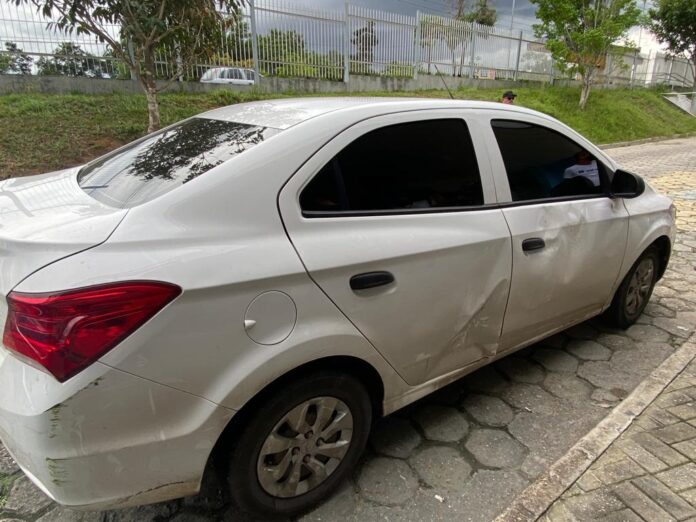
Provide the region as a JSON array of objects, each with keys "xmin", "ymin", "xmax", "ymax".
[
  {"xmin": 200, "ymin": 67, "xmax": 258, "ymax": 85},
  {"xmin": 0, "ymin": 98, "xmax": 675, "ymax": 517}
]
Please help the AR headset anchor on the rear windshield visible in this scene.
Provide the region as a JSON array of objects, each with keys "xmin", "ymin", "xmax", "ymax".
[{"xmin": 78, "ymin": 118, "xmax": 278, "ymax": 208}]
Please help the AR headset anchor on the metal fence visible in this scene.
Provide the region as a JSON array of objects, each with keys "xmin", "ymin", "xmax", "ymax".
[{"xmin": 0, "ymin": 0, "xmax": 694, "ymax": 89}]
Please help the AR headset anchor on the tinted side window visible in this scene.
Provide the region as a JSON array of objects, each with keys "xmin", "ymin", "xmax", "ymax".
[
  {"xmin": 300, "ymin": 119, "xmax": 483, "ymax": 213},
  {"xmin": 491, "ymin": 120, "xmax": 605, "ymax": 202}
]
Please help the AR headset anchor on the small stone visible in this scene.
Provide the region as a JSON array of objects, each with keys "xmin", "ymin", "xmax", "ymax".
[
  {"xmin": 0, "ymin": 444, "xmax": 20, "ymax": 475},
  {"xmin": 370, "ymin": 417, "xmax": 422, "ymax": 459},
  {"xmin": 625, "ymin": 324, "xmax": 671, "ymax": 342},
  {"xmin": 3, "ymin": 476, "xmax": 53, "ymax": 518},
  {"xmin": 567, "ymin": 340, "xmax": 612, "ymax": 361},
  {"xmin": 496, "ymin": 357, "xmax": 545, "ymax": 384},
  {"xmin": 544, "ymin": 373, "xmax": 593, "ymax": 401},
  {"xmin": 465, "ymin": 429, "xmax": 526, "ymax": 468},
  {"xmin": 412, "ymin": 405, "xmax": 469, "ymax": 442},
  {"xmin": 357, "ymin": 457, "xmax": 418, "ymax": 506},
  {"xmin": 595, "ymin": 334, "xmax": 635, "ymax": 351},
  {"xmin": 461, "ymin": 394, "xmax": 514, "ymax": 427},
  {"xmin": 409, "ymin": 446, "xmax": 471, "ymax": 492},
  {"xmin": 532, "ymin": 348, "xmax": 579, "ymax": 373}
]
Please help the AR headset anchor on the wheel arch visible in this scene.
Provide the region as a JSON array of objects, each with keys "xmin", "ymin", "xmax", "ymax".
[{"xmin": 650, "ymin": 235, "xmax": 671, "ymax": 281}]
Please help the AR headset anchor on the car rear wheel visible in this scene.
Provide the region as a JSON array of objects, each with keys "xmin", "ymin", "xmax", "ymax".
[
  {"xmin": 604, "ymin": 247, "xmax": 660, "ymax": 329},
  {"xmin": 226, "ymin": 371, "xmax": 371, "ymax": 518}
]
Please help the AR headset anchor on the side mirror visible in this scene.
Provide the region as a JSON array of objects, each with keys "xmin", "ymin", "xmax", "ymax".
[{"xmin": 611, "ymin": 169, "xmax": 645, "ymax": 199}]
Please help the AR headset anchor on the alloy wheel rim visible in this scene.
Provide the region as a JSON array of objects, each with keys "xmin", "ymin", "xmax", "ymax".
[
  {"xmin": 256, "ymin": 396, "xmax": 353, "ymax": 498},
  {"xmin": 625, "ymin": 258, "xmax": 655, "ymax": 316}
]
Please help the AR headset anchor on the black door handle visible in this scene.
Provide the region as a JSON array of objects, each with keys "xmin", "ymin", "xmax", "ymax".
[
  {"xmin": 350, "ymin": 271, "xmax": 395, "ymax": 291},
  {"xmin": 522, "ymin": 237, "xmax": 546, "ymax": 252}
]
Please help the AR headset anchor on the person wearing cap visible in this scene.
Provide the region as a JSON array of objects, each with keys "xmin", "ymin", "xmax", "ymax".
[{"xmin": 501, "ymin": 91, "xmax": 517, "ymax": 104}]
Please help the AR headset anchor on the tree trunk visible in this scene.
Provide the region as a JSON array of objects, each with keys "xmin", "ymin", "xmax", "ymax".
[
  {"xmin": 142, "ymin": 48, "xmax": 161, "ymax": 133},
  {"xmin": 579, "ymin": 75, "xmax": 593, "ymax": 110}
]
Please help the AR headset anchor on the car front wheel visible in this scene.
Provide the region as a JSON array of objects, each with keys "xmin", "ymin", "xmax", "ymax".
[
  {"xmin": 226, "ymin": 371, "xmax": 372, "ymax": 518},
  {"xmin": 605, "ymin": 247, "xmax": 660, "ymax": 329}
]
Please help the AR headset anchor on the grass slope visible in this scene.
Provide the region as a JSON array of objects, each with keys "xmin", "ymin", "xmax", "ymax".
[{"xmin": 1, "ymin": 86, "xmax": 694, "ymax": 178}]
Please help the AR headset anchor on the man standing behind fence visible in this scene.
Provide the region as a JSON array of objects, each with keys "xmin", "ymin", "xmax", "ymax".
[{"xmin": 501, "ymin": 91, "xmax": 516, "ymax": 104}]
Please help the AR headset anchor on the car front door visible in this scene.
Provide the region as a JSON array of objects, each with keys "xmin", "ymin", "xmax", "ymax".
[
  {"xmin": 279, "ymin": 111, "xmax": 512, "ymax": 386},
  {"xmin": 485, "ymin": 116, "xmax": 629, "ymax": 352}
]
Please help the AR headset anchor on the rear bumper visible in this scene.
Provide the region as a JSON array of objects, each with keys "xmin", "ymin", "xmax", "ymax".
[{"xmin": 0, "ymin": 354, "xmax": 235, "ymax": 510}]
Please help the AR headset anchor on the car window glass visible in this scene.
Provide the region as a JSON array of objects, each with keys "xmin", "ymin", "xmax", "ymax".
[
  {"xmin": 78, "ymin": 118, "xmax": 279, "ymax": 209},
  {"xmin": 491, "ymin": 120, "xmax": 605, "ymax": 202},
  {"xmin": 245, "ymin": 70, "xmax": 256, "ymax": 81},
  {"xmin": 227, "ymin": 68, "xmax": 243, "ymax": 80},
  {"xmin": 300, "ymin": 119, "xmax": 483, "ymax": 213}
]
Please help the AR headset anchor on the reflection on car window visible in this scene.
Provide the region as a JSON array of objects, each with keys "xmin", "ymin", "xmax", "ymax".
[
  {"xmin": 78, "ymin": 118, "xmax": 277, "ymax": 208},
  {"xmin": 491, "ymin": 120, "xmax": 605, "ymax": 202},
  {"xmin": 300, "ymin": 119, "xmax": 483, "ymax": 214}
]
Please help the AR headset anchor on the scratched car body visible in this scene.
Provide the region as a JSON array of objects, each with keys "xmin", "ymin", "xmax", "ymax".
[{"xmin": 0, "ymin": 98, "xmax": 676, "ymax": 517}]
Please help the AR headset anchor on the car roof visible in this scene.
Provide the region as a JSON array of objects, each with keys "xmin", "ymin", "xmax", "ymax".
[{"xmin": 198, "ymin": 97, "xmax": 554, "ymax": 130}]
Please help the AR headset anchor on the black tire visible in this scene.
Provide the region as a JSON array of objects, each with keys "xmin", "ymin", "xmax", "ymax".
[
  {"xmin": 604, "ymin": 247, "xmax": 660, "ymax": 329},
  {"xmin": 226, "ymin": 371, "xmax": 372, "ymax": 518}
]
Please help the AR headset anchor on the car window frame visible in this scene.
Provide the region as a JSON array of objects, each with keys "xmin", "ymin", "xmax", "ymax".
[
  {"xmin": 482, "ymin": 112, "xmax": 615, "ymax": 206},
  {"xmin": 295, "ymin": 110, "xmax": 498, "ymax": 219}
]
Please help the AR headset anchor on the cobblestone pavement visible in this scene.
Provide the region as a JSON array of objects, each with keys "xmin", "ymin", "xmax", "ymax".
[
  {"xmin": 1, "ymin": 137, "xmax": 695, "ymax": 522},
  {"xmin": 542, "ymin": 356, "xmax": 696, "ymax": 522}
]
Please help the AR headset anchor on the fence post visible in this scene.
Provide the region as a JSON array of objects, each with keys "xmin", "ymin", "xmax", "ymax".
[
  {"xmin": 343, "ymin": 2, "xmax": 350, "ymax": 84},
  {"xmin": 667, "ymin": 55, "xmax": 674, "ymax": 86},
  {"xmin": 548, "ymin": 57, "xmax": 554, "ymax": 85},
  {"xmin": 413, "ymin": 10, "xmax": 421, "ymax": 79},
  {"xmin": 469, "ymin": 23, "xmax": 476, "ymax": 78},
  {"xmin": 513, "ymin": 30, "xmax": 523, "ymax": 81},
  {"xmin": 249, "ymin": 0, "xmax": 260, "ymax": 80}
]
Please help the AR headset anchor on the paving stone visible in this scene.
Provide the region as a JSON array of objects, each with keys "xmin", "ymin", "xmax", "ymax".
[
  {"xmin": 652, "ymin": 422, "xmax": 696, "ymax": 444},
  {"xmin": 631, "ymin": 432, "xmax": 690, "ymax": 467},
  {"xmin": 409, "ymin": 446, "xmax": 471, "ymax": 492},
  {"xmin": 661, "ymin": 298, "xmax": 696, "ymax": 312},
  {"xmin": 37, "ymin": 508, "xmax": 104, "ymax": 522},
  {"xmin": 653, "ymin": 314, "xmax": 695, "ymax": 338},
  {"xmin": 656, "ymin": 463, "xmax": 696, "ymax": 492},
  {"xmin": 591, "ymin": 458, "xmax": 646, "ymax": 485},
  {"xmin": 657, "ymin": 390, "xmax": 696, "ymax": 408},
  {"xmin": 501, "ymin": 384, "xmax": 563, "ymax": 415},
  {"xmin": 453, "ymin": 470, "xmax": 528, "ymax": 522},
  {"xmin": 370, "ymin": 417, "xmax": 422, "ymax": 459},
  {"xmin": 300, "ymin": 481, "xmax": 356, "ymax": 521},
  {"xmin": 595, "ymin": 334, "xmax": 636, "ymax": 351},
  {"xmin": 531, "ymin": 348, "xmax": 579, "ymax": 373},
  {"xmin": 562, "ymin": 489, "xmax": 626, "ymax": 520},
  {"xmin": 682, "ymin": 488, "xmax": 696, "ymax": 507},
  {"xmin": 567, "ymin": 340, "xmax": 612, "ymax": 361},
  {"xmin": 0, "ymin": 445, "xmax": 19, "ymax": 476},
  {"xmin": 592, "ymin": 388, "xmax": 623, "ymax": 404},
  {"xmin": 617, "ymin": 438, "xmax": 670, "ymax": 474},
  {"xmin": 544, "ymin": 372, "xmax": 593, "ymax": 401},
  {"xmin": 460, "ymin": 394, "xmax": 513, "ymax": 427},
  {"xmin": 103, "ymin": 503, "xmax": 179, "ymax": 522},
  {"xmin": 673, "ymin": 439, "xmax": 696, "ymax": 460},
  {"xmin": 520, "ymin": 453, "xmax": 550, "ymax": 479},
  {"xmin": 578, "ymin": 361, "xmax": 639, "ymax": 394},
  {"xmin": 596, "ymin": 508, "xmax": 644, "ymax": 522},
  {"xmin": 463, "ymin": 365, "xmax": 509, "ymax": 395},
  {"xmin": 465, "ymin": 428, "xmax": 526, "ymax": 468},
  {"xmin": 3, "ymin": 476, "xmax": 53, "ymax": 518},
  {"xmin": 356, "ymin": 457, "xmax": 418, "ymax": 506},
  {"xmin": 669, "ymin": 402, "xmax": 696, "ymax": 421},
  {"xmin": 645, "ymin": 405, "xmax": 683, "ymax": 427},
  {"xmin": 495, "ymin": 357, "xmax": 545, "ymax": 384},
  {"xmin": 577, "ymin": 471, "xmax": 603, "ymax": 492},
  {"xmin": 632, "ymin": 475, "xmax": 696, "ymax": 520},
  {"xmin": 612, "ymin": 481, "xmax": 673, "ymax": 521},
  {"xmin": 643, "ymin": 302, "xmax": 677, "ymax": 318},
  {"xmin": 625, "ymin": 324, "xmax": 672, "ymax": 342},
  {"xmin": 412, "ymin": 405, "xmax": 469, "ymax": 443}
]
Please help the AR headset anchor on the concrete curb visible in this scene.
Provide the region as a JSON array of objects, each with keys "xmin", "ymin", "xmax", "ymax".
[
  {"xmin": 600, "ymin": 132, "xmax": 696, "ymax": 150},
  {"xmin": 494, "ymin": 333, "xmax": 696, "ymax": 522}
]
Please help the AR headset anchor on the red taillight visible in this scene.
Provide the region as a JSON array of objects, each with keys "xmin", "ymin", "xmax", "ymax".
[{"xmin": 3, "ymin": 281, "xmax": 181, "ymax": 382}]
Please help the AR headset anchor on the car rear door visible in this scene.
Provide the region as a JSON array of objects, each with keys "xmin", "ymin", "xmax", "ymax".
[
  {"xmin": 483, "ymin": 115, "xmax": 629, "ymax": 352},
  {"xmin": 279, "ymin": 110, "xmax": 512, "ymax": 386}
]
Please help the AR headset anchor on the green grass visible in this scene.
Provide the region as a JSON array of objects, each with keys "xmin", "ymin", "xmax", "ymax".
[{"xmin": 1, "ymin": 86, "xmax": 695, "ymax": 178}]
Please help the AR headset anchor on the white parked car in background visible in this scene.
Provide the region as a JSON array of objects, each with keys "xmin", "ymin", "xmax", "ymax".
[
  {"xmin": 200, "ymin": 67, "xmax": 259, "ymax": 85},
  {"xmin": 0, "ymin": 98, "xmax": 676, "ymax": 518}
]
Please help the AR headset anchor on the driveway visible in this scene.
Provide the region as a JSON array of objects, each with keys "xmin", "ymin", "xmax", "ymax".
[{"xmin": 1, "ymin": 137, "xmax": 695, "ymax": 522}]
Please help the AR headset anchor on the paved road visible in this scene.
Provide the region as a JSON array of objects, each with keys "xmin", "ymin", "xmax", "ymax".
[{"xmin": 1, "ymin": 137, "xmax": 695, "ymax": 522}]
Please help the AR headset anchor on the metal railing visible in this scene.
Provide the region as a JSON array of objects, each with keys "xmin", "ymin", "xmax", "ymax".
[{"xmin": 0, "ymin": 0, "xmax": 694, "ymax": 89}]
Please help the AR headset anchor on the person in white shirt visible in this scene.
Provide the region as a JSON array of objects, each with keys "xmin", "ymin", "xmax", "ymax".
[{"xmin": 563, "ymin": 150, "xmax": 600, "ymax": 187}]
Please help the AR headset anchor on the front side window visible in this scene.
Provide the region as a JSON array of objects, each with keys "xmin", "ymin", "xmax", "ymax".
[
  {"xmin": 78, "ymin": 118, "xmax": 277, "ymax": 208},
  {"xmin": 491, "ymin": 120, "xmax": 606, "ymax": 202},
  {"xmin": 300, "ymin": 119, "xmax": 483, "ymax": 214}
]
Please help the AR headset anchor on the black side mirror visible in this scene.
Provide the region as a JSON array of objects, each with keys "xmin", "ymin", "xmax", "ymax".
[{"xmin": 611, "ymin": 169, "xmax": 645, "ymax": 199}]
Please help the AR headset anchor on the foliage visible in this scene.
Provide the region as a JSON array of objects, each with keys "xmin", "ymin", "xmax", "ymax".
[
  {"xmin": 532, "ymin": 0, "xmax": 641, "ymax": 108},
  {"xmin": 452, "ymin": 0, "xmax": 497, "ymax": 26},
  {"xmin": 383, "ymin": 62, "xmax": 414, "ymax": 78},
  {"xmin": 649, "ymin": 0, "xmax": 696, "ymax": 88},
  {"xmin": 36, "ymin": 42, "xmax": 106, "ymax": 77},
  {"xmin": 0, "ymin": 42, "xmax": 34, "ymax": 74},
  {"xmin": 3, "ymin": 88, "xmax": 696, "ymax": 180},
  {"xmin": 17, "ymin": 0, "xmax": 243, "ymax": 132},
  {"xmin": 258, "ymin": 29, "xmax": 306, "ymax": 75}
]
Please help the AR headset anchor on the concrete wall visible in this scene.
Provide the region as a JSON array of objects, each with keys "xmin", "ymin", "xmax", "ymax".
[{"xmin": 0, "ymin": 73, "xmax": 549, "ymax": 97}]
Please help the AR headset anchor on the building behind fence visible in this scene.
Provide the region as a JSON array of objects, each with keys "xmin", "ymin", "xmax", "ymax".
[{"xmin": 0, "ymin": 0, "xmax": 693, "ymax": 89}]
